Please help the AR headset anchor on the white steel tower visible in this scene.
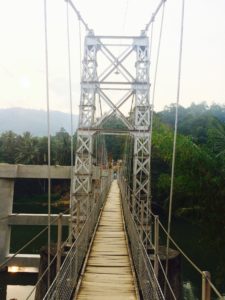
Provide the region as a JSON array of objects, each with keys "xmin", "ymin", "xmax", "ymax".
[{"xmin": 73, "ymin": 31, "xmax": 151, "ymax": 242}]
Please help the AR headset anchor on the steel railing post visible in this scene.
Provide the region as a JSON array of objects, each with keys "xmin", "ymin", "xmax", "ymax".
[
  {"xmin": 76, "ymin": 199, "xmax": 80, "ymax": 236},
  {"xmin": 56, "ymin": 213, "xmax": 63, "ymax": 299},
  {"xmin": 140, "ymin": 201, "xmax": 144, "ymax": 243},
  {"xmin": 202, "ymin": 271, "xmax": 211, "ymax": 300},
  {"xmin": 57, "ymin": 213, "xmax": 63, "ymax": 274},
  {"xmin": 154, "ymin": 215, "xmax": 159, "ymax": 279}
]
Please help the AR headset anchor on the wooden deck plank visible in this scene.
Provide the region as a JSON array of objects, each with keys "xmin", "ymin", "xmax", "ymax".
[{"xmin": 75, "ymin": 180, "xmax": 138, "ymax": 300}]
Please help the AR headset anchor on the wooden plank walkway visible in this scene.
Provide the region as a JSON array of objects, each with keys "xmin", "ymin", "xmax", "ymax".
[{"xmin": 75, "ymin": 180, "xmax": 139, "ymax": 300}]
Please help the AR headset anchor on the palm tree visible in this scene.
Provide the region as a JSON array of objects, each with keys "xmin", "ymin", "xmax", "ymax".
[
  {"xmin": 15, "ymin": 132, "xmax": 39, "ymax": 164},
  {"xmin": 0, "ymin": 131, "xmax": 17, "ymax": 163}
]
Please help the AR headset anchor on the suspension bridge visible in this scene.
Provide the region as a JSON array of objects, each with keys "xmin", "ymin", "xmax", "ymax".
[{"xmin": 0, "ymin": 0, "xmax": 224, "ymax": 299}]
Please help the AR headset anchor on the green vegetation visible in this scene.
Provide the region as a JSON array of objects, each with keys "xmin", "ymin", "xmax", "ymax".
[
  {"xmin": 0, "ymin": 127, "xmax": 76, "ymax": 165},
  {"xmin": 1, "ymin": 102, "xmax": 225, "ymax": 288},
  {"xmin": 102, "ymin": 117, "xmax": 127, "ymax": 161},
  {"xmin": 155, "ymin": 103, "xmax": 225, "ymax": 288}
]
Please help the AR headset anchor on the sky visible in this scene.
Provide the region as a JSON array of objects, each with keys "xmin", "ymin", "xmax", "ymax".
[{"xmin": 0, "ymin": 0, "xmax": 225, "ymax": 114}]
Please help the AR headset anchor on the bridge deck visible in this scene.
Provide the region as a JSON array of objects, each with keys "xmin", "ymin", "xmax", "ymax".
[{"xmin": 74, "ymin": 180, "xmax": 139, "ymax": 300}]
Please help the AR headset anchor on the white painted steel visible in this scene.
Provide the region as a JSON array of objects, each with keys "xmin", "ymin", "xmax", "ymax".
[{"xmin": 73, "ymin": 33, "xmax": 151, "ymax": 244}]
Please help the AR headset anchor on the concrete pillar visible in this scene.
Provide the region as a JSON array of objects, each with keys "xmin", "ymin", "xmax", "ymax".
[
  {"xmin": 0, "ymin": 179, "xmax": 14, "ymax": 267},
  {"xmin": 151, "ymin": 246, "xmax": 182, "ymax": 300},
  {"xmin": 35, "ymin": 244, "xmax": 67, "ymax": 300}
]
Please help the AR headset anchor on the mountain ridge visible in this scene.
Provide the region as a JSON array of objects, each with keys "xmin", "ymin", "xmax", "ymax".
[{"xmin": 0, "ymin": 108, "xmax": 79, "ymax": 136}]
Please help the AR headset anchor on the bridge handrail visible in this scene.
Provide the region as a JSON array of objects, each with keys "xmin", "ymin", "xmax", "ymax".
[
  {"xmin": 26, "ymin": 229, "xmax": 75, "ymax": 299},
  {"xmin": 42, "ymin": 175, "xmax": 112, "ymax": 300},
  {"xmin": 157, "ymin": 218, "xmax": 224, "ymax": 299},
  {"xmin": 119, "ymin": 178, "xmax": 166, "ymax": 300},
  {"xmin": 119, "ymin": 175, "xmax": 225, "ymax": 300}
]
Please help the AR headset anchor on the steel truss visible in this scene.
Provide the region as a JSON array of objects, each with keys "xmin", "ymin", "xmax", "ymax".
[{"xmin": 73, "ymin": 31, "xmax": 151, "ymax": 243}]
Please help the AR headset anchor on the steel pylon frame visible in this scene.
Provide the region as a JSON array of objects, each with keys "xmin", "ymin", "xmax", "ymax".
[
  {"xmin": 72, "ymin": 32, "xmax": 98, "ymax": 237},
  {"xmin": 132, "ymin": 37, "xmax": 151, "ymax": 245},
  {"xmin": 72, "ymin": 31, "xmax": 151, "ymax": 242}
]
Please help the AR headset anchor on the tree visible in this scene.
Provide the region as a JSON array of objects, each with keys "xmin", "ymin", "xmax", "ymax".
[
  {"xmin": 103, "ymin": 116, "xmax": 126, "ymax": 161},
  {"xmin": 152, "ymin": 115, "xmax": 225, "ymax": 286},
  {"xmin": 53, "ymin": 127, "xmax": 72, "ymax": 165},
  {"xmin": 0, "ymin": 131, "xmax": 18, "ymax": 163},
  {"xmin": 15, "ymin": 132, "xmax": 39, "ymax": 164}
]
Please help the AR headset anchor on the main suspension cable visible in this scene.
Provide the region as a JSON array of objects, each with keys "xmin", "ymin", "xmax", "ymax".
[
  {"xmin": 78, "ymin": 18, "xmax": 82, "ymax": 78},
  {"xmin": 65, "ymin": 0, "xmax": 91, "ymax": 32},
  {"xmin": 43, "ymin": 0, "xmax": 51, "ymax": 289},
  {"xmin": 143, "ymin": 0, "xmax": 167, "ymax": 34},
  {"xmin": 149, "ymin": 0, "xmax": 166, "ymax": 158},
  {"xmin": 165, "ymin": 0, "xmax": 185, "ymax": 295},
  {"xmin": 150, "ymin": 2, "xmax": 165, "ymax": 112},
  {"xmin": 66, "ymin": 0, "xmax": 74, "ymax": 246},
  {"xmin": 148, "ymin": 0, "xmax": 166, "ymax": 250},
  {"xmin": 122, "ymin": 0, "xmax": 129, "ymax": 34}
]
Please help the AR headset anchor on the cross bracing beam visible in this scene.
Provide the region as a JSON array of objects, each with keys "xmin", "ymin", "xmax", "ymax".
[
  {"xmin": 94, "ymin": 35, "xmax": 147, "ymax": 39},
  {"xmin": 99, "ymin": 45, "xmax": 134, "ymax": 82},
  {"xmin": 77, "ymin": 128, "xmax": 151, "ymax": 135},
  {"xmin": 97, "ymin": 89, "xmax": 134, "ymax": 129},
  {"xmin": 73, "ymin": 33, "xmax": 151, "ymax": 245},
  {"xmin": 99, "ymin": 44, "xmax": 135, "ymax": 82},
  {"xmin": 95, "ymin": 90, "xmax": 133, "ymax": 128}
]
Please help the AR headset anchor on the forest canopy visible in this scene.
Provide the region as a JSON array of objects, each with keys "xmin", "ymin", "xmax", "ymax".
[{"xmin": 1, "ymin": 102, "xmax": 225, "ymax": 286}]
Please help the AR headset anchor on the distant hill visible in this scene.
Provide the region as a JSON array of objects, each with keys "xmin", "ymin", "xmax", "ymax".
[
  {"xmin": 0, "ymin": 108, "xmax": 79, "ymax": 136},
  {"xmin": 157, "ymin": 102, "xmax": 225, "ymax": 145},
  {"xmin": 158, "ymin": 102, "xmax": 225, "ymax": 125}
]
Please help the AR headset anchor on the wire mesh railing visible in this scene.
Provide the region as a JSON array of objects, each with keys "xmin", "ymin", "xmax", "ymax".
[
  {"xmin": 118, "ymin": 173, "xmax": 225, "ymax": 300},
  {"xmin": 119, "ymin": 176, "xmax": 165, "ymax": 300},
  {"xmin": 157, "ymin": 217, "xmax": 225, "ymax": 300},
  {"xmin": 42, "ymin": 174, "xmax": 112, "ymax": 300}
]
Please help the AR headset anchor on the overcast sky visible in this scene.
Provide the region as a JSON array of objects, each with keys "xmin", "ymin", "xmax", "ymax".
[{"xmin": 0, "ymin": 0, "xmax": 224, "ymax": 114}]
